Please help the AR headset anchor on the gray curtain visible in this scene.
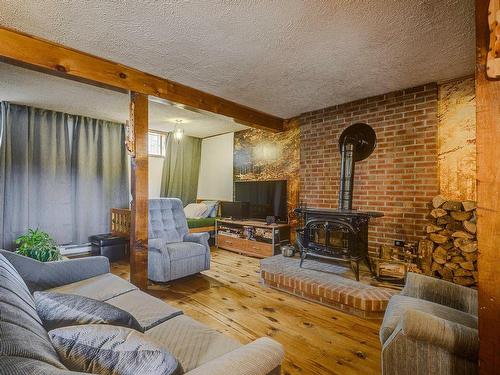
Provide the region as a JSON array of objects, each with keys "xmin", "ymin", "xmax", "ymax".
[
  {"xmin": 0, "ymin": 102, "xmax": 129, "ymax": 249},
  {"xmin": 160, "ymin": 133, "xmax": 202, "ymax": 205},
  {"xmin": 71, "ymin": 116, "xmax": 129, "ymax": 244}
]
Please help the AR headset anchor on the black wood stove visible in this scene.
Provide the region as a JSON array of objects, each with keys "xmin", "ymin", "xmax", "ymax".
[{"xmin": 295, "ymin": 123, "xmax": 383, "ymax": 281}]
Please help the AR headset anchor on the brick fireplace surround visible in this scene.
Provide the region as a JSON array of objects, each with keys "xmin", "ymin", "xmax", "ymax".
[{"xmin": 299, "ymin": 84, "xmax": 438, "ymax": 253}]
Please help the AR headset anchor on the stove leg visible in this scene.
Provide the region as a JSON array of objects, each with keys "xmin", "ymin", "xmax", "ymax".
[
  {"xmin": 352, "ymin": 261, "xmax": 360, "ymax": 281},
  {"xmin": 299, "ymin": 251, "xmax": 306, "ymax": 267},
  {"xmin": 364, "ymin": 256, "xmax": 373, "ymax": 275}
]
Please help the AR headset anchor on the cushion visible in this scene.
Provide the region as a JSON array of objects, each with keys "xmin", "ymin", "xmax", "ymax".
[
  {"xmin": 380, "ymin": 294, "xmax": 478, "ymax": 344},
  {"xmin": 0, "ymin": 356, "xmax": 87, "ymax": 375},
  {"xmin": 200, "ymin": 200, "xmax": 219, "ymax": 218},
  {"xmin": 49, "ymin": 324, "xmax": 182, "ymax": 375},
  {"xmin": 0, "ymin": 254, "xmax": 67, "ymax": 370},
  {"xmin": 165, "ymin": 242, "xmax": 207, "ymax": 260},
  {"xmin": 149, "ymin": 198, "xmax": 189, "ymax": 243},
  {"xmin": 146, "ymin": 315, "xmax": 241, "ymax": 372},
  {"xmin": 48, "ymin": 273, "xmax": 137, "ymax": 301},
  {"xmin": 34, "ymin": 291, "xmax": 143, "ymax": 332},
  {"xmin": 106, "ymin": 290, "xmax": 183, "ymax": 331},
  {"xmin": 184, "ymin": 203, "xmax": 208, "ymax": 218}
]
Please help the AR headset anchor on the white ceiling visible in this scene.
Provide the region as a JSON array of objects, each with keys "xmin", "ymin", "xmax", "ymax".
[
  {"xmin": 0, "ymin": 0, "xmax": 474, "ymax": 118},
  {"xmin": 0, "ymin": 62, "xmax": 248, "ymax": 138}
]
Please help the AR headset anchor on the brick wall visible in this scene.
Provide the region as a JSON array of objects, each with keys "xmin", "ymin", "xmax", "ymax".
[{"xmin": 299, "ymin": 83, "xmax": 438, "ymax": 252}]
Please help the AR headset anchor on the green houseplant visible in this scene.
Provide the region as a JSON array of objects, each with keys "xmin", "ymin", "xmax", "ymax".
[{"xmin": 15, "ymin": 229, "xmax": 62, "ymax": 262}]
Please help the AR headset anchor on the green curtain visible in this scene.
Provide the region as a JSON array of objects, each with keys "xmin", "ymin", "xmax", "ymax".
[{"xmin": 160, "ymin": 133, "xmax": 202, "ymax": 205}]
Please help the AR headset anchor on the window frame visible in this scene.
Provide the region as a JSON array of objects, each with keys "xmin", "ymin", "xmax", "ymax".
[{"xmin": 148, "ymin": 131, "xmax": 167, "ymax": 158}]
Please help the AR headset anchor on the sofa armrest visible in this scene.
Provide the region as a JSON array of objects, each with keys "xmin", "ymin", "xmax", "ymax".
[
  {"xmin": 0, "ymin": 250, "xmax": 109, "ymax": 292},
  {"xmin": 401, "ymin": 272, "xmax": 477, "ymax": 315},
  {"xmin": 396, "ymin": 309, "xmax": 478, "ymax": 361},
  {"xmin": 184, "ymin": 337, "xmax": 284, "ymax": 375},
  {"xmin": 184, "ymin": 232, "xmax": 210, "ymax": 246}
]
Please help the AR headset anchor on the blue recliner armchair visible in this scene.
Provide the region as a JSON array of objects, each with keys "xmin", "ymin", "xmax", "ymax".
[{"xmin": 148, "ymin": 198, "xmax": 211, "ymax": 282}]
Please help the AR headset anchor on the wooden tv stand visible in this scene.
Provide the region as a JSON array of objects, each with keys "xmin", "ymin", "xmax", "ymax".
[{"xmin": 216, "ymin": 219, "xmax": 290, "ymax": 258}]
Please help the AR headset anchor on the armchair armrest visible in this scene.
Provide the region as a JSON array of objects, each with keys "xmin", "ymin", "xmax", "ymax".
[
  {"xmin": 149, "ymin": 238, "xmax": 167, "ymax": 252},
  {"xmin": 396, "ymin": 309, "xmax": 478, "ymax": 361},
  {"xmin": 184, "ymin": 337, "xmax": 284, "ymax": 375},
  {"xmin": 184, "ymin": 232, "xmax": 210, "ymax": 245},
  {"xmin": 402, "ymin": 272, "xmax": 477, "ymax": 315},
  {"xmin": 0, "ymin": 250, "xmax": 109, "ymax": 292}
]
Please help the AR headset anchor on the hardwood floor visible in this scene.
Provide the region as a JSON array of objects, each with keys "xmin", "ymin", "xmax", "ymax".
[{"xmin": 111, "ymin": 249, "xmax": 382, "ymax": 375}]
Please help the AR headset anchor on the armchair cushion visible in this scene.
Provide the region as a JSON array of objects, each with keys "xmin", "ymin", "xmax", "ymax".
[
  {"xmin": 402, "ymin": 272, "xmax": 477, "ymax": 315},
  {"xmin": 164, "ymin": 242, "xmax": 206, "ymax": 260},
  {"xmin": 380, "ymin": 294, "xmax": 477, "ymax": 344},
  {"xmin": 149, "ymin": 198, "xmax": 189, "ymax": 243},
  {"xmin": 396, "ymin": 309, "xmax": 479, "ymax": 361}
]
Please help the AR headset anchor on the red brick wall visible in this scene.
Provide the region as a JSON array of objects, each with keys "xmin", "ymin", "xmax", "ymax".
[{"xmin": 299, "ymin": 83, "xmax": 438, "ymax": 252}]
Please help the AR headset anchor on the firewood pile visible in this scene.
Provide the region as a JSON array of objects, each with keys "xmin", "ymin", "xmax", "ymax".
[{"xmin": 418, "ymin": 196, "xmax": 478, "ymax": 287}]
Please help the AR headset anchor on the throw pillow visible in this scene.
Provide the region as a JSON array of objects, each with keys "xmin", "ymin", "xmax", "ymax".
[
  {"xmin": 49, "ymin": 325, "xmax": 182, "ymax": 375},
  {"xmin": 34, "ymin": 291, "xmax": 143, "ymax": 332},
  {"xmin": 184, "ymin": 203, "xmax": 208, "ymax": 218},
  {"xmin": 201, "ymin": 200, "xmax": 219, "ymax": 218}
]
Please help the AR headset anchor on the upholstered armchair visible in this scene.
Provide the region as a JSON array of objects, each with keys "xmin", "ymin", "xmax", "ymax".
[
  {"xmin": 148, "ymin": 198, "xmax": 210, "ymax": 282},
  {"xmin": 380, "ymin": 272, "xmax": 478, "ymax": 375}
]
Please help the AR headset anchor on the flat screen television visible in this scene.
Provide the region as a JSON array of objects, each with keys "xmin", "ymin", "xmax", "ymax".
[{"xmin": 233, "ymin": 180, "xmax": 288, "ymax": 222}]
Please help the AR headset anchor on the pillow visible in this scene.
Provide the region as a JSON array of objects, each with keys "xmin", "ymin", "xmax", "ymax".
[
  {"xmin": 201, "ymin": 200, "xmax": 219, "ymax": 218},
  {"xmin": 34, "ymin": 291, "xmax": 143, "ymax": 332},
  {"xmin": 49, "ymin": 325, "xmax": 182, "ymax": 375},
  {"xmin": 184, "ymin": 203, "xmax": 208, "ymax": 218}
]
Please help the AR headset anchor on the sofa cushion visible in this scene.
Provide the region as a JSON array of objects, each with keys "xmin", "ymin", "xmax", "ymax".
[
  {"xmin": 380, "ymin": 294, "xmax": 478, "ymax": 344},
  {"xmin": 106, "ymin": 290, "xmax": 183, "ymax": 331},
  {"xmin": 165, "ymin": 242, "xmax": 207, "ymax": 260},
  {"xmin": 34, "ymin": 291, "xmax": 143, "ymax": 332},
  {"xmin": 0, "ymin": 356, "xmax": 88, "ymax": 375},
  {"xmin": 146, "ymin": 315, "xmax": 241, "ymax": 372},
  {"xmin": 49, "ymin": 324, "xmax": 182, "ymax": 375},
  {"xmin": 48, "ymin": 273, "xmax": 136, "ymax": 301},
  {"xmin": 0, "ymin": 254, "xmax": 66, "ymax": 370}
]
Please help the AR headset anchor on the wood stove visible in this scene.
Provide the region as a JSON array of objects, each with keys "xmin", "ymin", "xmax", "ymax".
[{"xmin": 296, "ymin": 123, "xmax": 383, "ymax": 281}]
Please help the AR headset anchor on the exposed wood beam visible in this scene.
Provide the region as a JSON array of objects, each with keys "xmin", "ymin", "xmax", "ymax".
[
  {"xmin": 129, "ymin": 92, "xmax": 149, "ymax": 290},
  {"xmin": 0, "ymin": 26, "xmax": 284, "ymax": 132},
  {"xmin": 476, "ymin": 1, "xmax": 500, "ymax": 373}
]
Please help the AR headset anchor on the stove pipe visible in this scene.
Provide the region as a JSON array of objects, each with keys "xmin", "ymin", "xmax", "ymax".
[{"xmin": 338, "ymin": 140, "xmax": 355, "ymax": 210}]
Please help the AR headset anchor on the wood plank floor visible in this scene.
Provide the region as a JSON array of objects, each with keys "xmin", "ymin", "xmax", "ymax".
[{"xmin": 111, "ymin": 249, "xmax": 382, "ymax": 375}]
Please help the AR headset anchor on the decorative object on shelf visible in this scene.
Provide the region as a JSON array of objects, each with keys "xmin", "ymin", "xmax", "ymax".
[
  {"xmin": 173, "ymin": 119, "xmax": 184, "ymax": 141},
  {"xmin": 243, "ymin": 226, "xmax": 254, "ymax": 240},
  {"xmin": 15, "ymin": 229, "xmax": 62, "ymax": 262},
  {"xmin": 487, "ymin": 0, "xmax": 500, "ymax": 79},
  {"xmin": 125, "ymin": 119, "xmax": 135, "ymax": 157},
  {"xmin": 280, "ymin": 244, "xmax": 296, "ymax": 257}
]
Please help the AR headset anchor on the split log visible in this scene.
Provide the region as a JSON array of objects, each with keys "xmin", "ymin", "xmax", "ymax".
[
  {"xmin": 439, "ymin": 267, "xmax": 453, "ymax": 280},
  {"xmin": 446, "ymin": 220, "xmax": 463, "ymax": 232},
  {"xmin": 432, "ymin": 246, "xmax": 448, "ymax": 264},
  {"xmin": 418, "ymin": 240, "xmax": 434, "ymax": 275},
  {"xmin": 441, "ymin": 241, "xmax": 453, "ymax": 250},
  {"xmin": 437, "ymin": 216, "xmax": 452, "ymax": 225},
  {"xmin": 426, "ymin": 224, "xmax": 443, "ymax": 233},
  {"xmin": 442, "ymin": 201, "xmax": 463, "ymax": 211},
  {"xmin": 451, "ymin": 255, "xmax": 466, "ymax": 263},
  {"xmin": 444, "ymin": 262, "xmax": 460, "ymax": 270},
  {"xmin": 432, "ymin": 195, "xmax": 446, "ymax": 208},
  {"xmin": 450, "ymin": 211, "xmax": 472, "ymax": 221},
  {"xmin": 463, "ymin": 252, "xmax": 478, "ymax": 262},
  {"xmin": 429, "ymin": 233, "xmax": 449, "ymax": 244},
  {"xmin": 454, "ymin": 268, "xmax": 473, "ymax": 277},
  {"xmin": 453, "ymin": 276, "xmax": 475, "ymax": 286},
  {"xmin": 453, "ymin": 239, "xmax": 478, "ymax": 253},
  {"xmin": 463, "ymin": 220, "xmax": 477, "ymax": 234},
  {"xmin": 431, "ymin": 208, "xmax": 448, "ymax": 218},
  {"xmin": 459, "ymin": 261, "xmax": 475, "ymax": 271},
  {"xmin": 431, "ymin": 262, "xmax": 443, "ymax": 272},
  {"xmin": 452, "ymin": 231, "xmax": 474, "ymax": 239},
  {"xmin": 462, "ymin": 201, "xmax": 476, "ymax": 212}
]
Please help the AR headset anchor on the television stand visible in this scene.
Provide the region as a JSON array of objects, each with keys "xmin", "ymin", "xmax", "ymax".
[{"xmin": 216, "ymin": 218, "xmax": 290, "ymax": 258}]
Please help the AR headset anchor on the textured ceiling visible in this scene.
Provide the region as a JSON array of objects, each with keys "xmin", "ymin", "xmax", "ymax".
[
  {"xmin": 0, "ymin": 0, "xmax": 474, "ymax": 118},
  {"xmin": 0, "ymin": 62, "xmax": 247, "ymax": 138}
]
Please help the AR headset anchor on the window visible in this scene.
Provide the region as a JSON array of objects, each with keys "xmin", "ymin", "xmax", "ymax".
[{"xmin": 148, "ymin": 132, "xmax": 166, "ymax": 157}]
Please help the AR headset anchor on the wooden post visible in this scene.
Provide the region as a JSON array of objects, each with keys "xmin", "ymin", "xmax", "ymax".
[
  {"xmin": 129, "ymin": 92, "xmax": 149, "ymax": 290},
  {"xmin": 476, "ymin": 1, "xmax": 500, "ymax": 373}
]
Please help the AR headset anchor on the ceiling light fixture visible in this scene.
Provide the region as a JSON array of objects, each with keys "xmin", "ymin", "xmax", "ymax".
[{"xmin": 174, "ymin": 119, "xmax": 184, "ymax": 141}]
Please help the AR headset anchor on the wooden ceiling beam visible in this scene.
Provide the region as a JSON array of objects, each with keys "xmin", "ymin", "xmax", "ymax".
[{"xmin": 0, "ymin": 26, "xmax": 284, "ymax": 132}]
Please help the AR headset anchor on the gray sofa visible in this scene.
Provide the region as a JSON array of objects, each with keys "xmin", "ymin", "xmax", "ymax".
[
  {"xmin": 0, "ymin": 250, "xmax": 284, "ymax": 374},
  {"xmin": 149, "ymin": 198, "xmax": 211, "ymax": 283},
  {"xmin": 380, "ymin": 272, "xmax": 478, "ymax": 375}
]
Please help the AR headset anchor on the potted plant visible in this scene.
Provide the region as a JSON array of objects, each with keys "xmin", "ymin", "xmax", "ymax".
[{"xmin": 15, "ymin": 229, "xmax": 62, "ymax": 262}]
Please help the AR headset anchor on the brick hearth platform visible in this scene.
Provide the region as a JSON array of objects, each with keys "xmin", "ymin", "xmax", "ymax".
[{"xmin": 260, "ymin": 255, "xmax": 398, "ymax": 319}]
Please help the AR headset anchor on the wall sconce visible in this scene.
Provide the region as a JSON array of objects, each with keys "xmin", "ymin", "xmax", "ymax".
[{"xmin": 174, "ymin": 120, "xmax": 184, "ymax": 141}]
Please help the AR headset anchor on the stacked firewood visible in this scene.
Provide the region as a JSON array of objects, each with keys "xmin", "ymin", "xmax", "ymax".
[{"xmin": 418, "ymin": 196, "xmax": 478, "ymax": 287}]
